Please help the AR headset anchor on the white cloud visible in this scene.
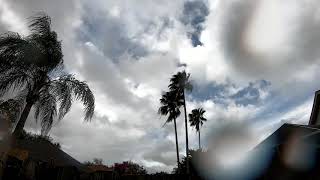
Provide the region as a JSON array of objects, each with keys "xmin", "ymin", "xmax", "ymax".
[
  {"xmin": 2, "ymin": 0, "xmax": 320, "ymax": 173},
  {"xmin": 0, "ymin": 0, "xmax": 28, "ymax": 34}
]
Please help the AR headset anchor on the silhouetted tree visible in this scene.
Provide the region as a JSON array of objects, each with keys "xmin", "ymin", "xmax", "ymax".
[
  {"xmin": 172, "ymin": 149, "xmax": 206, "ymax": 177},
  {"xmin": 84, "ymin": 158, "xmax": 104, "ymax": 166},
  {"xmin": 0, "ymin": 13, "xmax": 95, "ymax": 136},
  {"xmin": 158, "ymin": 90, "xmax": 184, "ymax": 169},
  {"xmin": 189, "ymin": 108, "xmax": 207, "ymax": 149},
  {"xmin": 113, "ymin": 161, "xmax": 147, "ymax": 176},
  {"xmin": 93, "ymin": 158, "xmax": 103, "ymax": 165},
  {"xmin": 152, "ymin": 171, "xmax": 169, "ymax": 175},
  {"xmin": 17, "ymin": 130, "xmax": 61, "ymax": 149},
  {"xmin": 169, "ymin": 70, "xmax": 192, "ymax": 173}
]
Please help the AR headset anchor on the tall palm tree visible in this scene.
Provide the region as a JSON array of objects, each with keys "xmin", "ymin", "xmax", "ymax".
[
  {"xmin": 168, "ymin": 70, "xmax": 192, "ymax": 174},
  {"xmin": 158, "ymin": 90, "xmax": 184, "ymax": 169},
  {"xmin": 0, "ymin": 14, "xmax": 95, "ymax": 136},
  {"xmin": 189, "ymin": 108, "xmax": 207, "ymax": 149}
]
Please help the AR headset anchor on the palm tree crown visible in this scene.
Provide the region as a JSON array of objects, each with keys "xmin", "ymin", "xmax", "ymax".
[
  {"xmin": 189, "ymin": 108, "xmax": 207, "ymax": 149},
  {"xmin": 168, "ymin": 71, "xmax": 192, "ymax": 93},
  {"xmin": 0, "ymin": 13, "xmax": 95, "ymax": 135},
  {"xmin": 189, "ymin": 108, "xmax": 207, "ymax": 132},
  {"xmin": 158, "ymin": 91, "xmax": 183, "ymax": 124}
]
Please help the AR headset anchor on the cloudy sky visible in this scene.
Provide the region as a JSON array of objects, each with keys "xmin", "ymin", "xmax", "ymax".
[{"xmin": 2, "ymin": 0, "xmax": 320, "ymax": 173}]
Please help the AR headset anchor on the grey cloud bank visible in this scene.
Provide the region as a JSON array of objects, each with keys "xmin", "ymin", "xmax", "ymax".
[{"xmin": 1, "ymin": 0, "xmax": 320, "ymax": 173}]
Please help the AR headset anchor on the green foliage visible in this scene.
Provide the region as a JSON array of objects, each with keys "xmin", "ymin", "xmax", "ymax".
[
  {"xmin": 113, "ymin": 161, "xmax": 147, "ymax": 175},
  {"xmin": 17, "ymin": 130, "xmax": 61, "ymax": 149}
]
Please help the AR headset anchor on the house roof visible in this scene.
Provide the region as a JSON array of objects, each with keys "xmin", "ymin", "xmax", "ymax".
[
  {"xmin": 309, "ymin": 90, "xmax": 320, "ymax": 125},
  {"xmin": 255, "ymin": 123, "xmax": 320, "ymax": 150},
  {"xmin": 251, "ymin": 123, "xmax": 320, "ymax": 178},
  {"xmin": 0, "ymin": 137, "xmax": 87, "ymax": 172},
  {"xmin": 87, "ymin": 165, "xmax": 113, "ymax": 172}
]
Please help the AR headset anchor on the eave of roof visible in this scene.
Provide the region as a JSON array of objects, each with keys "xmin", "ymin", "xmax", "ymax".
[{"xmin": 254, "ymin": 123, "xmax": 320, "ymax": 150}]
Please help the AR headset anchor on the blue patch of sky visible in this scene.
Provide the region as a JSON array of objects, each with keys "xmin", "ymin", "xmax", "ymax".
[
  {"xmin": 254, "ymin": 89, "xmax": 315, "ymax": 122},
  {"xmin": 189, "ymin": 81, "xmax": 232, "ymax": 105},
  {"xmin": 231, "ymin": 80, "xmax": 270, "ymax": 106},
  {"xmin": 248, "ymin": 81, "xmax": 320, "ymax": 124},
  {"xmin": 190, "ymin": 80, "xmax": 271, "ymax": 107}
]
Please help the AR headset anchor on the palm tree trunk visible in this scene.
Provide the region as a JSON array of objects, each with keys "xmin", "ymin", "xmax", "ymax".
[
  {"xmin": 199, "ymin": 128, "xmax": 201, "ymax": 150},
  {"xmin": 182, "ymin": 90, "xmax": 189, "ymax": 174},
  {"xmin": 173, "ymin": 118, "xmax": 180, "ymax": 170},
  {"xmin": 12, "ymin": 100, "xmax": 33, "ymax": 136}
]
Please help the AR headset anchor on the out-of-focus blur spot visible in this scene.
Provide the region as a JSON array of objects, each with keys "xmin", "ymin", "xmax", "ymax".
[
  {"xmin": 281, "ymin": 132, "xmax": 317, "ymax": 171},
  {"xmin": 193, "ymin": 123, "xmax": 274, "ymax": 180}
]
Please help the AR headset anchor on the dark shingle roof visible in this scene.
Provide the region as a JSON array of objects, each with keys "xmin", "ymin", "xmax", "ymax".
[
  {"xmin": 255, "ymin": 123, "xmax": 320, "ymax": 150},
  {"xmin": 1, "ymin": 138, "xmax": 87, "ymax": 172}
]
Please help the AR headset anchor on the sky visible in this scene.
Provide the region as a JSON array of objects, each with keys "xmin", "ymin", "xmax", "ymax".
[{"xmin": 1, "ymin": 0, "xmax": 320, "ymax": 173}]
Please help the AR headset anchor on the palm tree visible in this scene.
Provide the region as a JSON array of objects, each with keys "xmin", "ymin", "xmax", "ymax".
[
  {"xmin": 158, "ymin": 90, "xmax": 184, "ymax": 169},
  {"xmin": 168, "ymin": 70, "xmax": 192, "ymax": 174},
  {"xmin": 0, "ymin": 14, "xmax": 95, "ymax": 136},
  {"xmin": 189, "ymin": 108, "xmax": 207, "ymax": 149}
]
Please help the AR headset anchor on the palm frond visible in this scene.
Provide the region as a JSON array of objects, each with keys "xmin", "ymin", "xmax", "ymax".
[
  {"xmin": 28, "ymin": 13, "xmax": 63, "ymax": 70},
  {"xmin": 52, "ymin": 75, "xmax": 95, "ymax": 121},
  {"xmin": 29, "ymin": 13, "xmax": 51, "ymax": 36},
  {"xmin": 159, "ymin": 91, "xmax": 182, "ymax": 125},
  {"xmin": 0, "ymin": 32, "xmax": 35, "ymax": 67},
  {"xmin": 158, "ymin": 105, "xmax": 169, "ymax": 116},
  {"xmin": 34, "ymin": 87, "xmax": 57, "ymax": 135},
  {"xmin": 0, "ymin": 68, "xmax": 32, "ymax": 96},
  {"xmin": 50, "ymin": 79, "xmax": 72, "ymax": 121}
]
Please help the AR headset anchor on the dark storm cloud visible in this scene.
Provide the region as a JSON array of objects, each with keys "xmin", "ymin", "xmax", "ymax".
[
  {"xmin": 75, "ymin": 44, "xmax": 142, "ymax": 107},
  {"xmin": 77, "ymin": 9, "xmax": 148, "ymax": 61},
  {"xmin": 180, "ymin": 0, "xmax": 209, "ymax": 47}
]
